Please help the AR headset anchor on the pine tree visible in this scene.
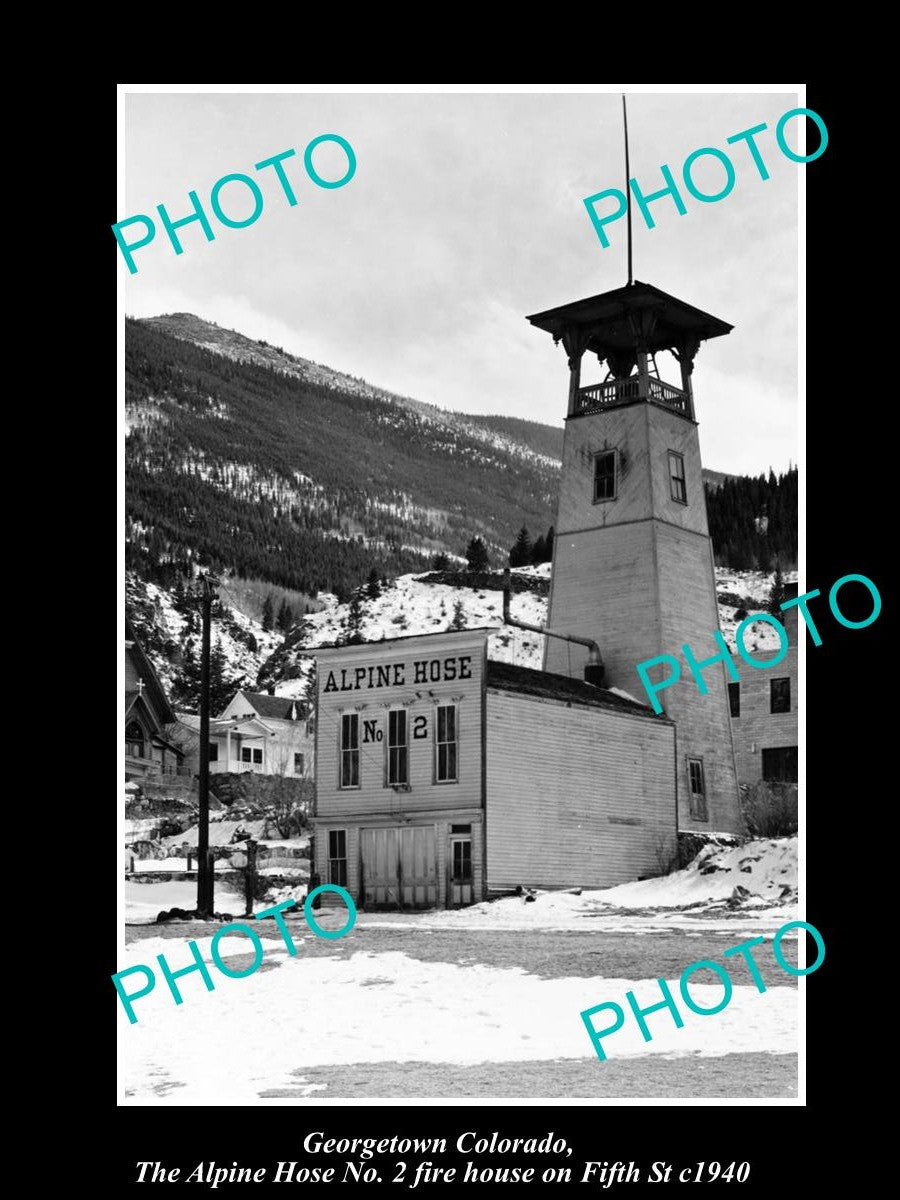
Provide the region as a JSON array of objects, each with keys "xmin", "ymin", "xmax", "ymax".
[
  {"xmin": 509, "ymin": 525, "xmax": 531, "ymax": 567},
  {"xmin": 767, "ymin": 563, "xmax": 788, "ymax": 619},
  {"xmin": 172, "ymin": 574, "xmax": 194, "ymax": 619},
  {"xmin": 544, "ymin": 525, "xmax": 554, "ymax": 563},
  {"xmin": 208, "ymin": 638, "xmax": 245, "ymax": 716},
  {"xmin": 530, "ymin": 534, "xmax": 546, "ymax": 565},
  {"xmin": 174, "ymin": 638, "xmax": 202, "ymax": 709},
  {"xmin": 432, "ymin": 552, "xmax": 450, "ymax": 571},
  {"xmin": 261, "ymin": 593, "xmax": 275, "ymax": 631},
  {"xmin": 366, "ymin": 567, "xmax": 381, "ymax": 600},
  {"xmin": 449, "ymin": 598, "xmax": 467, "ymax": 631},
  {"xmin": 344, "ymin": 594, "xmax": 365, "ymax": 644},
  {"xmin": 465, "ymin": 536, "xmax": 489, "ymax": 573},
  {"xmin": 277, "ymin": 598, "xmax": 294, "ymax": 633}
]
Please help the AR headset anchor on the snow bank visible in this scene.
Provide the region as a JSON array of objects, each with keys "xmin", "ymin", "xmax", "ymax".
[
  {"xmin": 594, "ymin": 837, "xmax": 796, "ymax": 908},
  {"xmin": 366, "ymin": 838, "xmax": 798, "ymax": 934}
]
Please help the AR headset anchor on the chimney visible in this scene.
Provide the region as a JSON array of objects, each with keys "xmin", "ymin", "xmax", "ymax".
[{"xmin": 583, "ymin": 649, "xmax": 605, "ymax": 688}]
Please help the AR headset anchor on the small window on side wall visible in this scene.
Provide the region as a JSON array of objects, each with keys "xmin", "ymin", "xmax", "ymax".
[
  {"xmin": 687, "ymin": 757, "xmax": 708, "ymax": 821},
  {"xmin": 593, "ymin": 450, "xmax": 617, "ymax": 502},
  {"xmin": 770, "ymin": 678, "xmax": 791, "ymax": 714},
  {"xmin": 728, "ymin": 682, "xmax": 740, "ymax": 719},
  {"xmin": 669, "ymin": 451, "xmax": 687, "ymax": 504}
]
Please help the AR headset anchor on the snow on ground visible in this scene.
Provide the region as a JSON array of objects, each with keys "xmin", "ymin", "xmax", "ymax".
[
  {"xmin": 134, "ymin": 576, "xmax": 282, "ymax": 694},
  {"xmin": 363, "ymin": 838, "xmax": 797, "ymax": 935},
  {"xmin": 595, "ymin": 837, "xmax": 796, "ymax": 908},
  {"xmin": 119, "ymin": 943, "xmax": 797, "ymax": 1102},
  {"xmin": 715, "ymin": 567, "xmax": 799, "ymax": 656},
  {"xmin": 275, "ymin": 568, "xmax": 551, "ymax": 676},
  {"xmin": 126, "ymin": 880, "xmax": 245, "ymax": 922},
  {"xmin": 270, "ymin": 564, "xmax": 797, "ymax": 695},
  {"xmin": 134, "ymin": 559, "xmax": 799, "ymax": 699}
]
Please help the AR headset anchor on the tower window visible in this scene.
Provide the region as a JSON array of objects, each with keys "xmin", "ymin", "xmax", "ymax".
[
  {"xmin": 687, "ymin": 757, "xmax": 708, "ymax": 820},
  {"xmin": 668, "ymin": 451, "xmax": 687, "ymax": 504},
  {"xmin": 593, "ymin": 450, "xmax": 617, "ymax": 502},
  {"xmin": 770, "ymin": 678, "xmax": 791, "ymax": 714},
  {"xmin": 728, "ymin": 682, "xmax": 740, "ymax": 718}
]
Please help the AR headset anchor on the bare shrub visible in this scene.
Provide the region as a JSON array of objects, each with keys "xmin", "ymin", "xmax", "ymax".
[
  {"xmin": 651, "ymin": 829, "xmax": 679, "ymax": 877},
  {"xmin": 741, "ymin": 781, "xmax": 798, "ymax": 838}
]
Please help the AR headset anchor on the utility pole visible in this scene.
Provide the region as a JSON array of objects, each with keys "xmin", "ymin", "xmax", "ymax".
[{"xmin": 197, "ymin": 572, "xmax": 218, "ymax": 915}]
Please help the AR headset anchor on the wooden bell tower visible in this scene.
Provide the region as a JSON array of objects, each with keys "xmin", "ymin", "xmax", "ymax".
[{"xmin": 527, "ymin": 280, "xmax": 742, "ymax": 833}]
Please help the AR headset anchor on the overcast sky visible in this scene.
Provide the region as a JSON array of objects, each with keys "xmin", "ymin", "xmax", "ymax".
[{"xmin": 120, "ymin": 88, "xmax": 800, "ymax": 476}]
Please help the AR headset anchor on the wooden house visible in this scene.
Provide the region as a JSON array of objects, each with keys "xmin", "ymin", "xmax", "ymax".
[
  {"xmin": 210, "ymin": 690, "xmax": 314, "ymax": 777},
  {"xmin": 124, "ymin": 617, "xmax": 185, "ymax": 780},
  {"xmin": 312, "ymin": 629, "xmax": 676, "ymax": 909}
]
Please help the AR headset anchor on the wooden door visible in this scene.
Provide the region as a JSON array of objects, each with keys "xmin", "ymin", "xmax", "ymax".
[
  {"xmin": 398, "ymin": 826, "xmax": 437, "ymax": 908},
  {"xmin": 449, "ymin": 836, "xmax": 473, "ymax": 906},
  {"xmin": 360, "ymin": 827, "xmax": 400, "ymax": 908},
  {"xmin": 360, "ymin": 826, "xmax": 437, "ymax": 909}
]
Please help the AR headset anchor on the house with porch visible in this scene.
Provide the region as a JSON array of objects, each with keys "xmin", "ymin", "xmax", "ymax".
[
  {"xmin": 124, "ymin": 616, "xmax": 185, "ymax": 780},
  {"xmin": 178, "ymin": 690, "xmax": 315, "ymax": 777}
]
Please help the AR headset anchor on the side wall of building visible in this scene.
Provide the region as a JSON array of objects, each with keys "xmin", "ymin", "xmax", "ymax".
[
  {"xmin": 730, "ymin": 605, "xmax": 799, "ymax": 786},
  {"xmin": 485, "ymin": 689, "xmax": 676, "ymax": 891}
]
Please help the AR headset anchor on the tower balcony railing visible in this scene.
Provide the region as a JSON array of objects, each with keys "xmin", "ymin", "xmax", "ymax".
[{"xmin": 576, "ymin": 376, "xmax": 690, "ymax": 418}]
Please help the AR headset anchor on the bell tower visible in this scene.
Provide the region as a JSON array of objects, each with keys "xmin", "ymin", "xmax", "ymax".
[{"xmin": 527, "ymin": 280, "xmax": 742, "ymax": 833}]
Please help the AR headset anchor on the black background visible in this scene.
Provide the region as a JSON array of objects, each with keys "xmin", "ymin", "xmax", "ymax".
[{"xmin": 102, "ymin": 79, "xmax": 881, "ymax": 1189}]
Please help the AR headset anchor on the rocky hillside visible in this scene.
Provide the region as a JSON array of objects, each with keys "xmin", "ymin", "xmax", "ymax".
[{"xmin": 128, "ymin": 562, "xmax": 795, "ymax": 716}]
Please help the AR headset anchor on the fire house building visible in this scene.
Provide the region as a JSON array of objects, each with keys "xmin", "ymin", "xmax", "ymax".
[
  {"xmin": 312, "ymin": 629, "xmax": 676, "ymax": 908},
  {"xmin": 312, "ymin": 277, "xmax": 756, "ymax": 908}
]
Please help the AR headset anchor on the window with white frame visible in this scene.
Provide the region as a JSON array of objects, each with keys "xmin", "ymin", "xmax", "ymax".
[
  {"xmin": 387, "ymin": 708, "xmax": 409, "ymax": 785},
  {"xmin": 340, "ymin": 713, "xmax": 360, "ymax": 788},
  {"xmin": 241, "ymin": 746, "xmax": 263, "ymax": 765},
  {"xmin": 436, "ymin": 703, "xmax": 458, "ymax": 782},
  {"xmin": 294, "ymin": 752, "xmax": 305, "ymax": 775}
]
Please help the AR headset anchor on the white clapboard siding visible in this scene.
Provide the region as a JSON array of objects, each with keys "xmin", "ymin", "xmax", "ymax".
[
  {"xmin": 314, "ymin": 811, "xmax": 484, "ymax": 908},
  {"xmin": 485, "ymin": 690, "xmax": 676, "ymax": 891},
  {"xmin": 316, "ymin": 631, "xmax": 486, "ymax": 820}
]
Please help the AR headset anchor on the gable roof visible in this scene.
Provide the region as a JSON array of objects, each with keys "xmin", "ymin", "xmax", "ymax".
[
  {"xmin": 486, "ymin": 660, "xmax": 668, "ymax": 721},
  {"xmin": 234, "ymin": 691, "xmax": 306, "ymax": 720},
  {"xmin": 125, "ymin": 615, "xmax": 176, "ymax": 727},
  {"xmin": 208, "ymin": 716, "xmax": 275, "ymax": 737}
]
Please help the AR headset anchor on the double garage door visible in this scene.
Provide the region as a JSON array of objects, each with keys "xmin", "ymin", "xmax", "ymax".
[{"xmin": 360, "ymin": 826, "xmax": 437, "ymax": 909}]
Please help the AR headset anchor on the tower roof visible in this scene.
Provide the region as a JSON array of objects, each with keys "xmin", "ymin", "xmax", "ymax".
[{"xmin": 526, "ymin": 279, "xmax": 732, "ymax": 355}]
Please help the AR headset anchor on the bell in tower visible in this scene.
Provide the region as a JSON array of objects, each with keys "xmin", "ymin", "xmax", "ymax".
[{"xmin": 527, "ymin": 280, "xmax": 742, "ymax": 834}]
